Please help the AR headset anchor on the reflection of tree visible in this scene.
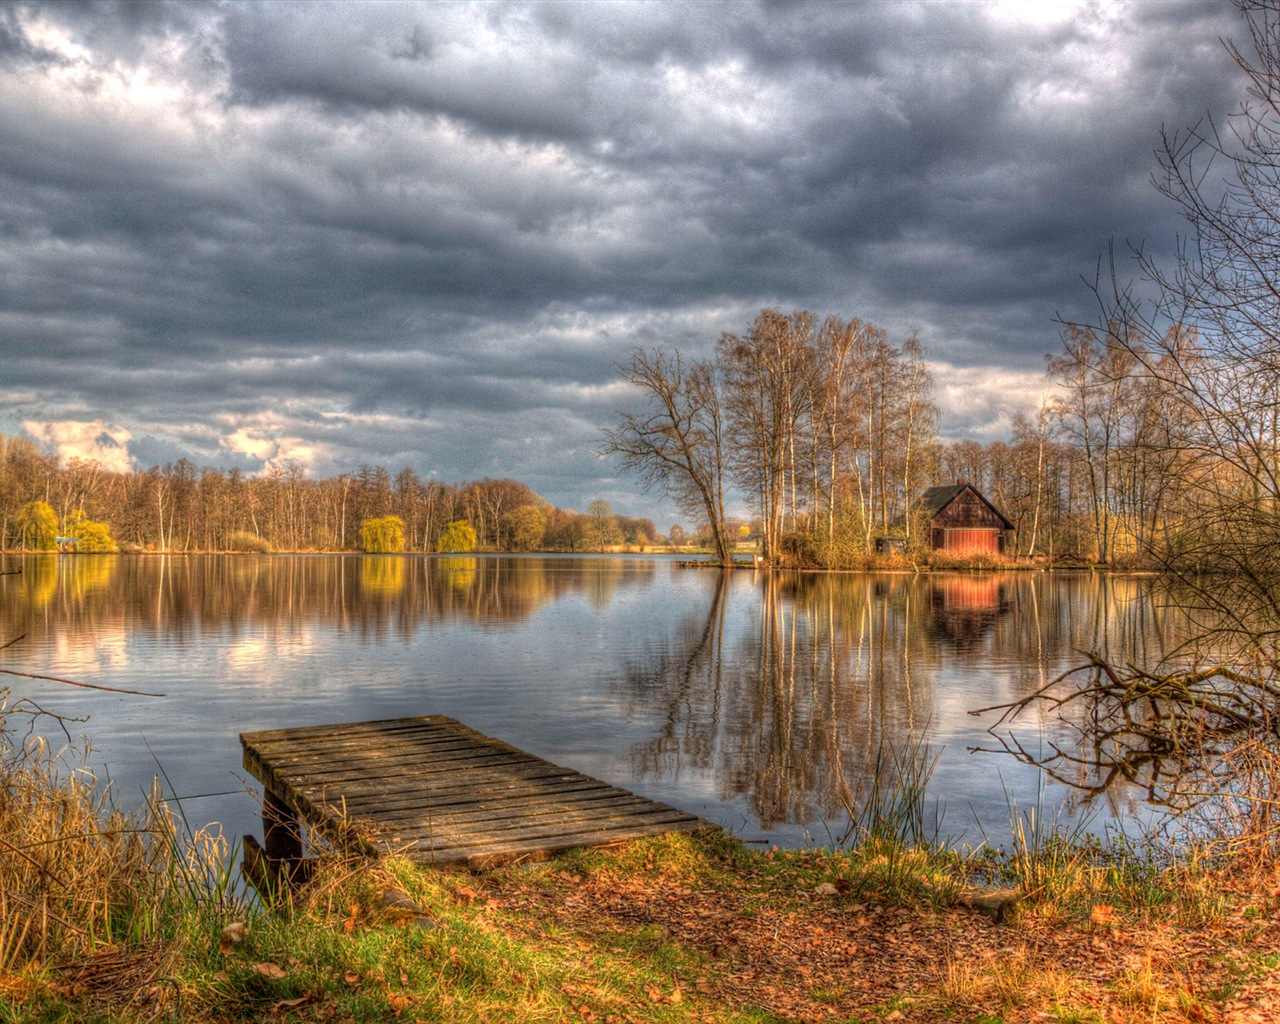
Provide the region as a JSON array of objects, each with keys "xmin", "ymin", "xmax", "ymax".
[
  {"xmin": 0, "ymin": 554, "xmax": 656, "ymax": 647},
  {"xmin": 622, "ymin": 571, "xmax": 1206, "ymax": 835},
  {"xmin": 623, "ymin": 571, "xmax": 942, "ymax": 832},
  {"xmin": 358, "ymin": 556, "xmax": 404, "ymax": 597}
]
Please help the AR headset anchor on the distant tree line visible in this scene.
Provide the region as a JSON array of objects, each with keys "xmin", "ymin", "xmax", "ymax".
[{"xmin": 0, "ymin": 437, "xmax": 660, "ymax": 554}]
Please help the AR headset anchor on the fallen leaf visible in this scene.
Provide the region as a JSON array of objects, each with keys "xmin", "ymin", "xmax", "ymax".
[
  {"xmin": 219, "ymin": 920, "xmax": 247, "ymax": 956},
  {"xmin": 456, "ymin": 885, "xmax": 477, "ymax": 902},
  {"xmin": 343, "ymin": 970, "xmax": 361, "ymax": 986},
  {"xmin": 1091, "ymin": 904, "xmax": 1117, "ymax": 927},
  {"xmin": 272, "ymin": 992, "xmax": 314, "ymax": 1010},
  {"xmin": 255, "ymin": 962, "xmax": 288, "ymax": 980}
]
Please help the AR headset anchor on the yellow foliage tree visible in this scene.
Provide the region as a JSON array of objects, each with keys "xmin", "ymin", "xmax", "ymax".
[
  {"xmin": 436, "ymin": 519, "xmax": 477, "ymax": 553},
  {"xmin": 65, "ymin": 511, "xmax": 118, "ymax": 552},
  {"xmin": 359, "ymin": 515, "xmax": 405, "ymax": 553},
  {"xmin": 15, "ymin": 500, "xmax": 58, "ymax": 551}
]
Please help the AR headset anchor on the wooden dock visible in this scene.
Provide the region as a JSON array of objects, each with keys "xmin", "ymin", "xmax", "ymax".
[{"xmin": 240, "ymin": 715, "xmax": 709, "ymax": 869}]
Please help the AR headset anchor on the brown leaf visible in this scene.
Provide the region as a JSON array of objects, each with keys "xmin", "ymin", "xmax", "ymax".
[
  {"xmin": 456, "ymin": 885, "xmax": 477, "ymax": 902},
  {"xmin": 272, "ymin": 992, "xmax": 314, "ymax": 1010},
  {"xmin": 343, "ymin": 970, "xmax": 361, "ymax": 986},
  {"xmin": 1091, "ymin": 904, "xmax": 1117, "ymax": 927},
  {"xmin": 255, "ymin": 962, "xmax": 288, "ymax": 980}
]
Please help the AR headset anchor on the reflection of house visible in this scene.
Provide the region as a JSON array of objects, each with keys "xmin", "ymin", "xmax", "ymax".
[
  {"xmin": 921, "ymin": 482, "xmax": 1013, "ymax": 554},
  {"xmin": 928, "ymin": 575, "xmax": 1010, "ymax": 646}
]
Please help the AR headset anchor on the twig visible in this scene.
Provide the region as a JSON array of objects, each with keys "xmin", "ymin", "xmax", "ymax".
[{"xmin": 0, "ymin": 669, "xmax": 164, "ymax": 698}]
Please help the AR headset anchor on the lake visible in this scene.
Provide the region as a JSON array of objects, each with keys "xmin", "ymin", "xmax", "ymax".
[{"xmin": 0, "ymin": 554, "xmax": 1195, "ymax": 854}]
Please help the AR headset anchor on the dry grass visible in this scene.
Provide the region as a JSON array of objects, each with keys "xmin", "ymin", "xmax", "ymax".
[{"xmin": 0, "ymin": 690, "xmax": 233, "ymax": 975}]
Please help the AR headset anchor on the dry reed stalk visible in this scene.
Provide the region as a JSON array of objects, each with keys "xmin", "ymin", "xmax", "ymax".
[{"xmin": 0, "ymin": 693, "xmax": 181, "ymax": 970}]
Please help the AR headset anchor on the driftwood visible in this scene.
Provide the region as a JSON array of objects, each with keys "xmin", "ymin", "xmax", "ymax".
[
  {"xmin": 958, "ymin": 886, "xmax": 1021, "ymax": 924},
  {"xmin": 970, "ymin": 655, "xmax": 1280, "ymax": 810}
]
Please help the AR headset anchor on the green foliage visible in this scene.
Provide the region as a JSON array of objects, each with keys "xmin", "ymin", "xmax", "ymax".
[
  {"xmin": 14, "ymin": 500, "xmax": 57, "ymax": 551},
  {"xmin": 359, "ymin": 515, "xmax": 405, "ymax": 553},
  {"xmin": 436, "ymin": 519, "xmax": 477, "ymax": 553},
  {"xmin": 64, "ymin": 511, "xmax": 118, "ymax": 553}
]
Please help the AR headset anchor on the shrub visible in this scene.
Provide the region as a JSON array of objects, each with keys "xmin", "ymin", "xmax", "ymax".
[{"xmin": 226, "ymin": 530, "xmax": 273, "ymax": 553}]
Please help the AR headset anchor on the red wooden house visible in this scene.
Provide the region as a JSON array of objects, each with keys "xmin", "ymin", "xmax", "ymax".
[{"xmin": 920, "ymin": 482, "xmax": 1014, "ymax": 554}]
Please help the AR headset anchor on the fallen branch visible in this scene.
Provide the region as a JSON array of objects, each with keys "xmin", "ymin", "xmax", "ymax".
[{"xmin": 0, "ymin": 669, "xmax": 164, "ymax": 698}]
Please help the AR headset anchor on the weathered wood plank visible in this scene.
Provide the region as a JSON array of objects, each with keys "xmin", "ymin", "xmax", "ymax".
[
  {"xmin": 240, "ymin": 715, "xmax": 711, "ymax": 867},
  {"xmin": 324, "ymin": 791, "xmax": 677, "ymax": 830}
]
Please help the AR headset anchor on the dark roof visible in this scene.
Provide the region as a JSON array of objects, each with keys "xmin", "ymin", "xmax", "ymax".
[
  {"xmin": 920, "ymin": 483, "xmax": 1014, "ymax": 530},
  {"xmin": 921, "ymin": 484, "xmax": 966, "ymax": 515}
]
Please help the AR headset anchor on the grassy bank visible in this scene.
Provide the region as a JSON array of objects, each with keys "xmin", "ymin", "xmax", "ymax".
[
  {"xmin": 5, "ymin": 815, "xmax": 1280, "ymax": 1021},
  {"xmin": 4, "ymin": 701, "xmax": 1280, "ymax": 1023}
]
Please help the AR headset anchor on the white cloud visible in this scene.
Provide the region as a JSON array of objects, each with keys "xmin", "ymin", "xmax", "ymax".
[
  {"xmin": 928, "ymin": 361, "xmax": 1054, "ymax": 441},
  {"xmin": 22, "ymin": 420, "xmax": 134, "ymax": 473}
]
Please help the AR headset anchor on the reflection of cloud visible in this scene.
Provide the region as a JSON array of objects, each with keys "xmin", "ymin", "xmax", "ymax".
[
  {"xmin": 225, "ymin": 634, "xmax": 315, "ymax": 673},
  {"xmin": 22, "ymin": 420, "xmax": 134, "ymax": 473}
]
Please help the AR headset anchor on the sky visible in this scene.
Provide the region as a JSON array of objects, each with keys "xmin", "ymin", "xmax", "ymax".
[{"xmin": 0, "ymin": 0, "xmax": 1248, "ymax": 525}]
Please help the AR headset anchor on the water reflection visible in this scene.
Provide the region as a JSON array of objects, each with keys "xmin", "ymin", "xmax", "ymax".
[
  {"xmin": 0, "ymin": 554, "xmax": 657, "ymax": 643},
  {"xmin": 621, "ymin": 570, "xmax": 1197, "ymax": 836},
  {"xmin": 0, "ymin": 556, "xmax": 1201, "ymax": 847}
]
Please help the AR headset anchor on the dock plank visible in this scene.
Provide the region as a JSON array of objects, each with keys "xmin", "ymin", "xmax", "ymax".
[{"xmin": 241, "ymin": 716, "xmax": 710, "ymax": 867}]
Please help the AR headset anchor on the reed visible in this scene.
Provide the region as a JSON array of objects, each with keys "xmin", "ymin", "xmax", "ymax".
[{"xmin": 0, "ymin": 689, "xmax": 241, "ymax": 976}]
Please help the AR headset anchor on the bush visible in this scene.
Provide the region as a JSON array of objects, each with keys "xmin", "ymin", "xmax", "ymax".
[{"xmin": 226, "ymin": 531, "xmax": 273, "ymax": 553}]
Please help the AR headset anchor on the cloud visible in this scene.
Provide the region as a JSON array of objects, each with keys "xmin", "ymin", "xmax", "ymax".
[
  {"xmin": 0, "ymin": 0, "xmax": 1248, "ymax": 520},
  {"xmin": 22, "ymin": 420, "xmax": 134, "ymax": 473}
]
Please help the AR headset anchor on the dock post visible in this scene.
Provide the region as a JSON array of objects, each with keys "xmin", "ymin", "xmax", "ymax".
[{"xmin": 262, "ymin": 790, "xmax": 303, "ymax": 861}]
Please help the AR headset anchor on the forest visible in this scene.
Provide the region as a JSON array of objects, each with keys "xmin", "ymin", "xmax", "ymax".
[{"xmin": 0, "ymin": 443, "xmax": 661, "ymax": 555}]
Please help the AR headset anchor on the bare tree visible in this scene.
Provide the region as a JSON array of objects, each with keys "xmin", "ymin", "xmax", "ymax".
[
  {"xmin": 1015, "ymin": 0, "xmax": 1280, "ymax": 844},
  {"xmin": 600, "ymin": 348, "xmax": 733, "ymax": 565},
  {"xmin": 719, "ymin": 309, "xmax": 816, "ymax": 560}
]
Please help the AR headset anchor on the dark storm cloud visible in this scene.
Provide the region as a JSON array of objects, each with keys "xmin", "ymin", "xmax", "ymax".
[{"xmin": 0, "ymin": 0, "xmax": 1249, "ymax": 518}]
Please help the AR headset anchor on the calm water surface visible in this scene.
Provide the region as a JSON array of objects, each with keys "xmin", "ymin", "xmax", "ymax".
[{"xmin": 0, "ymin": 554, "xmax": 1193, "ymax": 852}]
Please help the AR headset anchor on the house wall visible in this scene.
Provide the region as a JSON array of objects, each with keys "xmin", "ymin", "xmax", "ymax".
[
  {"xmin": 930, "ymin": 490, "xmax": 1008, "ymax": 530},
  {"xmin": 935, "ymin": 528, "xmax": 1001, "ymax": 553}
]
